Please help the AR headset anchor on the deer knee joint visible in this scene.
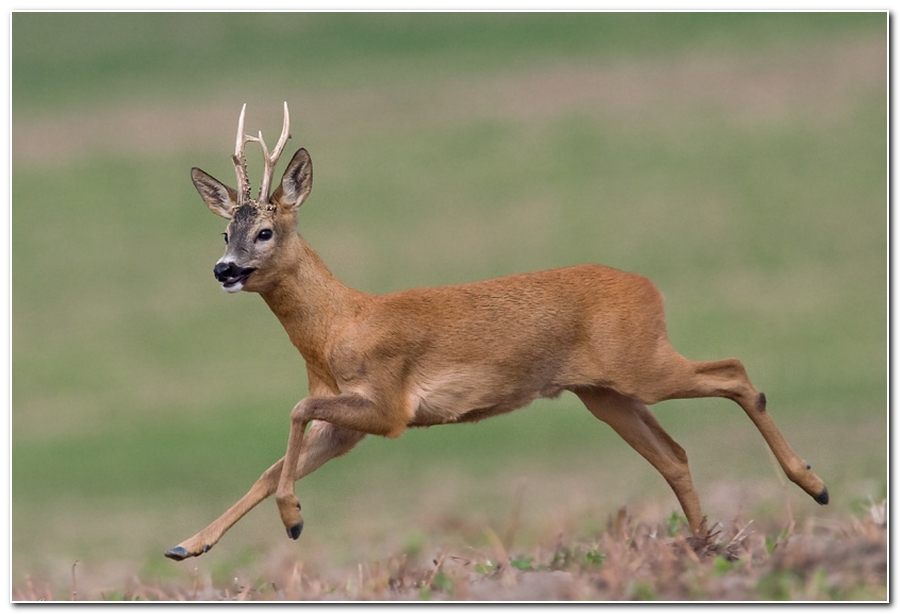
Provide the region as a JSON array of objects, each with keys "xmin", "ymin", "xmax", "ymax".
[{"xmin": 290, "ymin": 399, "xmax": 313, "ymax": 426}]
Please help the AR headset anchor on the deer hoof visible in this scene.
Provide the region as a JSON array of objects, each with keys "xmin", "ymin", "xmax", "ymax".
[
  {"xmin": 164, "ymin": 546, "xmax": 191, "ymax": 561},
  {"xmin": 814, "ymin": 487, "xmax": 829, "ymax": 505},
  {"xmin": 287, "ymin": 520, "xmax": 304, "ymax": 540}
]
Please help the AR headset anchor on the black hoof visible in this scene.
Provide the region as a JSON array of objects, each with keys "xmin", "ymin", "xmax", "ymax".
[
  {"xmin": 814, "ymin": 487, "xmax": 829, "ymax": 505},
  {"xmin": 287, "ymin": 520, "xmax": 304, "ymax": 540},
  {"xmin": 165, "ymin": 546, "xmax": 190, "ymax": 561}
]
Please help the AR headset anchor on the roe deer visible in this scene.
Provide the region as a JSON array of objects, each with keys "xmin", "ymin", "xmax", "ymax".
[{"xmin": 165, "ymin": 102, "xmax": 828, "ymax": 561}]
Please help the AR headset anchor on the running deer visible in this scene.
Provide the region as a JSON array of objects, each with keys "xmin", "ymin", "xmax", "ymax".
[{"xmin": 165, "ymin": 102, "xmax": 828, "ymax": 561}]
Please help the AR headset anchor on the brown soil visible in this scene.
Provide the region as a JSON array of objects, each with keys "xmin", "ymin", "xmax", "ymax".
[{"xmin": 13, "ymin": 502, "xmax": 886, "ymax": 601}]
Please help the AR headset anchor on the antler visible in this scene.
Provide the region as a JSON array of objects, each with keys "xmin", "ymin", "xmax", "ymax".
[
  {"xmin": 257, "ymin": 102, "xmax": 291, "ymax": 206},
  {"xmin": 232, "ymin": 103, "xmax": 254, "ymax": 207},
  {"xmin": 231, "ymin": 102, "xmax": 292, "ymax": 210}
]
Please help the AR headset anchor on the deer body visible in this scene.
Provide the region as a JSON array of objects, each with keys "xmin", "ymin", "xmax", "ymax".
[
  {"xmin": 165, "ymin": 104, "xmax": 828, "ymax": 561},
  {"xmin": 270, "ymin": 256, "xmax": 670, "ymax": 431}
]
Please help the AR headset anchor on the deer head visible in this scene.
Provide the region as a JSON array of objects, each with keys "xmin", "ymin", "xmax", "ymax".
[{"xmin": 191, "ymin": 103, "xmax": 312, "ymax": 293}]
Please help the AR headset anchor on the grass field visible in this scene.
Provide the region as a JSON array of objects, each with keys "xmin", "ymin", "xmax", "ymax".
[{"xmin": 11, "ymin": 13, "xmax": 887, "ymax": 601}]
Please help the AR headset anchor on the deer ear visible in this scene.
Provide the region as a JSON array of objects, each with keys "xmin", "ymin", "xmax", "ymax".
[
  {"xmin": 191, "ymin": 167, "xmax": 237, "ymax": 220},
  {"xmin": 273, "ymin": 148, "xmax": 312, "ymax": 212}
]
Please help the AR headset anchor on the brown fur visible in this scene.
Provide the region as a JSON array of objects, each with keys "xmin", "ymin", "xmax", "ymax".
[{"xmin": 165, "ymin": 114, "xmax": 827, "ymax": 561}]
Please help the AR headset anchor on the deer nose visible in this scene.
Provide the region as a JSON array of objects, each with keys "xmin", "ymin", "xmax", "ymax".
[{"xmin": 214, "ymin": 261, "xmax": 240, "ymax": 282}]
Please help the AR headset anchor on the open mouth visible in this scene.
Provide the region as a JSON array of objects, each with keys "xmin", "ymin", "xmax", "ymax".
[{"xmin": 214, "ymin": 266, "xmax": 256, "ymax": 292}]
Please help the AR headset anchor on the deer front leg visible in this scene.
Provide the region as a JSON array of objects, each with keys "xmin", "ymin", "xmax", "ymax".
[
  {"xmin": 165, "ymin": 421, "xmax": 365, "ymax": 560},
  {"xmin": 276, "ymin": 394, "xmax": 401, "ymax": 539},
  {"xmin": 165, "ymin": 458, "xmax": 284, "ymax": 561}
]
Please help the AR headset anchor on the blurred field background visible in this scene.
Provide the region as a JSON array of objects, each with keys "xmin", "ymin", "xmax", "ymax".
[{"xmin": 11, "ymin": 12, "xmax": 886, "ymax": 600}]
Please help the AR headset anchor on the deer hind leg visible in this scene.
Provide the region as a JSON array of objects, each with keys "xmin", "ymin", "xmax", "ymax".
[
  {"xmin": 165, "ymin": 421, "xmax": 365, "ymax": 561},
  {"xmin": 575, "ymin": 387, "xmax": 706, "ymax": 536},
  {"xmin": 645, "ymin": 350, "xmax": 829, "ymax": 507}
]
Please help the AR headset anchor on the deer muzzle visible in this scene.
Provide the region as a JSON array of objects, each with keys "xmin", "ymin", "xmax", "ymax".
[{"xmin": 213, "ymin": 261, "xmax": 256, "ymax": 293}]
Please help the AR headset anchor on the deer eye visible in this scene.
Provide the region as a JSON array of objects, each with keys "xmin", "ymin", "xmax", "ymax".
[
  {"xmin": 256, "ymin": 229, "xmax": 273, "ymax": 242},
  {"xmin": 222, "ymin": 232, "xmax": 228, "ymax": 244}
]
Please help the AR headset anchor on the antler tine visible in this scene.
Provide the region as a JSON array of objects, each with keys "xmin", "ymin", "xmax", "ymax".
[
  {"xmin": 257, "ymin": 101, "xmax": 291, "ymax": 205},
  {"xmin": 231, "ymin": 103, "xmax": 255, "ymax": 206}
]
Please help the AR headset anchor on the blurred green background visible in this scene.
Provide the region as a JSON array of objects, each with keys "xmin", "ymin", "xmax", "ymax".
[{"xmin": 12, "ymin": 12, "xmax": 886, "ymax": 591}]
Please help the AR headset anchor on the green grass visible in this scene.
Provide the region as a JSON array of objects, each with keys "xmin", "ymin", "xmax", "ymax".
[
  {"xmin": 12, "ymin": 12, "xmax": 886, "ymax": 599},
  {"xmin": 12, "ymin": 13, "xmax": 882, "ymax": 113}
]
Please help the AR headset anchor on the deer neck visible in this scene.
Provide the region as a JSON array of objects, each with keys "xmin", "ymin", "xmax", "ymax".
[{"xmin": 260, "ymin": 235, "xmax": 366, "ymax": 367}]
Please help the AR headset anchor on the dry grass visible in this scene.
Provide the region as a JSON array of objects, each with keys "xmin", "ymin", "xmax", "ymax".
[{"xmin": 14, "ymin": 500, "xmax": 886, "ymax": 602}]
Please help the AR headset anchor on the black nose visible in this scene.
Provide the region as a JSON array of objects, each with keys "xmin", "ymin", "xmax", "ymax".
[{"xmin": 214, "ymin": 261, "xmax": 241, "ymax": 282}]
